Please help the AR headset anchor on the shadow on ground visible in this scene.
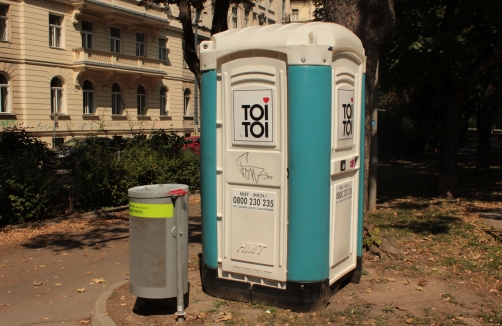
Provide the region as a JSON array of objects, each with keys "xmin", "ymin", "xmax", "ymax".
[
  {"xmin": 19, "ymin": 213, "xmax": 202, "ymax": 252},
  {"xmin": 386, "ymin": 215, "xmax": 463, "ymax": 235},
  {"xmin": 378, "ymin": 136, "xmax": 501, "ymax": 204}
]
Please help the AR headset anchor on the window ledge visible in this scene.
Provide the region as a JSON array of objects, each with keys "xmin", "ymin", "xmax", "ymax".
[
  {"xmin": 183, "ymin": 116, "xmax": 194, "ymax": 120},
  {"xmin": 0, "ymin": 112, "xmax": 16, "ymax": 117},
  {"xmin": 0, "ymin": 40, "xmax": 10, "ymax": 43},
  {"xmin": 159, "ymin": 115, "xmax": 172, "ymax": 120},
  {"xmin": 82, "ymin": 114, "xmax": 99, "ymax": 120},
  {"xmin": 50, "ymin": 46, "xmax": 66, "ymax": 51}
]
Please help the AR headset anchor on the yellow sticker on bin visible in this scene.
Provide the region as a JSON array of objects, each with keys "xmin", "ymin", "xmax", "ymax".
[{"xmin": 129, "ymin": 202, "xmax": 173, "ymax": 218}]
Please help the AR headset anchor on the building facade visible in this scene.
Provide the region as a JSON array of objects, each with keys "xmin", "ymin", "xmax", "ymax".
[
  {"xmin": 286, "ymin": 0, "xmax": 314, "ymax": 23},
  {"xmin": 0, "ymin": 0, "xmax": 290, "ymax": 146}
]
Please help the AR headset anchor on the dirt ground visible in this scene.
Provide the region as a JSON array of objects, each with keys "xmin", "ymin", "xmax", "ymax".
[{"xmin": 106, "ymin": 137, "xmax": 502, "ymax": 326}]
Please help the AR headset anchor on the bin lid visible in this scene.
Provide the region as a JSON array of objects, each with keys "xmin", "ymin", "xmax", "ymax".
[
  {"xmin": 128, "ymin": 184, "xmax": 189, "ymax": 199},
  {"xmin": 200, "ymin": 22, "xmax": 365, "ymax": 70}
]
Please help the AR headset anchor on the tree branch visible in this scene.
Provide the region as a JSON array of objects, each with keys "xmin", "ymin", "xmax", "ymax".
[
  {"xmin": 440, "ymin": 0, "xmax": 459, "ymax": 32},
  {"xmin": 211, "ymin": 0, "xmax": 230, "ymax": 35},
  {"xmin": 178, "ymin": 0, "xmax": 201, "ymax": 86}
]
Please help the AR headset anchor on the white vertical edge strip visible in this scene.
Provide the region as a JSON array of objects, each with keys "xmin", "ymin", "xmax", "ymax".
[
  {"xmin": 329, "ymin": 66, "xmax": 336, "ymax": 270},
  {"xmin": 222, "ymin": 71, "xmax": 229, "ymax": 261},
  {"xmin": 279, "ymin": 68, "xmax": 285, "ymax": 269}
]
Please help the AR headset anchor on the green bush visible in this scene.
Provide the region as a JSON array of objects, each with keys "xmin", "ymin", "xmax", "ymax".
[
  {"xmin": 63, "ymin": 130, "xmax": 200, "ymax": 212},
  {"xmin": 0, "ymin": 127, "xmax": 57, "ymax": 226}
]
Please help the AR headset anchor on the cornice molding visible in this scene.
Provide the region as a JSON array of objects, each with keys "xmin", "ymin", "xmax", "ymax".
[{"xmin": 28, "ymin": 0, "xmax": 73, "ymax": 10}]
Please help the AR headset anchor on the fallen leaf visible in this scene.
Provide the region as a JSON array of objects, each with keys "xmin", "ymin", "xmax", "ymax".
[
  {"xmin": 33, "ymin": 282, "xmax": 43, "ymax": 287},
  {"xmin": 395, "ymin": 306, "xmax": 408, "ymax": 311},
  {"xmin": 55, "ymin": 283, "xmax": 62, "ymax": 286},
  {"xmin": 79, "ymin": 320, "xmax": 90, "ymax": 324},
  {"xmin": 77, "ymin": 288, "xmax": 87, "ymax": 293},
  {"xmin": 120, "ymin": 303, "xmax": 126, "ymax": 306},
  {"xmin": 404, "ymin": 279, "xmax": 411, "ymax": 285},
  {"xmin": 386, "ymin": 277, "xmax": 396, "ymax": 282},
  {"xmin": 365, "ymin": 288, "xmax": 372, "ymax": 293},
  {"xmin": 86, "ymin": 271, "xmax": 93, "ymax": 275},
  {"xmin": 92, "ymin": 278, "xmax": 105, "ymax": 284},
  {"xmin": 416, "ymin": 287, "xmax": 424, "ymax": 291},
  {"xmin": 490, "ymin": 289, "xmax": 498, "ymax": 293},
  {"xmin": 406, "ymin": 318, "xmax": 413, "ymax": 324},
  {"xmin": 0, "ymin": 303, "xmax": 13, "ymax": 309},
  {"xmin": 217, "ymin": 312, "xmax": 232, "ymax": 321},
  {"xmin": 418, "ymin": 279, "xmax": 427, "ymax": 287}
]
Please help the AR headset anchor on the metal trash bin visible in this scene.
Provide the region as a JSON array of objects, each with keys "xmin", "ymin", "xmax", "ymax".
[{"xmin": 128, "ymin": 184, "xmax": 189, "ymax": 300}]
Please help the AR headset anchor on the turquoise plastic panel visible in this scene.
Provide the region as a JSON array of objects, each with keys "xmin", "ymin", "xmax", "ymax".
[
  {"xmin": 201, "ymin": 70, "xmax": 218, "ymax": 268},
  {"xmin": 357, "ymin": 74, "xmax": 366, "ymax": 257},
  {"xmin": 287, "ymin": 65, "xmax": 332, "ymax": 282}
]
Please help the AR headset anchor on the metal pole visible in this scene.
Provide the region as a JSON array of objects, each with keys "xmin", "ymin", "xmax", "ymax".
[
  {"xmin": 368, "ymin": 61, "xmax": 379, "ymax": 211},
  {"xmin": 173, "ymin": 195, "xmax": 185, "ymax": 323},
  {"xmin": 53, "ymin": 112, "xmax": 58, "ymax": 148},
  {"xmin": 193, "ymin": 10, "xmax": 200, "ymax": 136}
]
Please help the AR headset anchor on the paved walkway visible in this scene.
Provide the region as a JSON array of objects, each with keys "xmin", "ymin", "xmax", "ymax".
[{"xmin": 0, "ymin": 206, "xmax": 202, "ymax": 326}]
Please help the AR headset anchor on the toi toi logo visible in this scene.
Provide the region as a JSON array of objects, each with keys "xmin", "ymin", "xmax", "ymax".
[{"xmin": 241, "ymin": 97, "xmax": 270, "ymax": 138}]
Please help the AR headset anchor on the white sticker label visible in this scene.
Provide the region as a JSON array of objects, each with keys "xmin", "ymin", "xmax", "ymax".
[
  {"xmin": 232, "ymin": 190, "xmax": 275, "ymax": 212},
  {"xmin": 335, "ymin": 182, "xmax": 353, "ymax": 204},
  {"xmin": 233, "ymin": 89, "xmax": 273, "ymax": 143},
  {"xmin": 338, "ymin": 89, "xmax": 355, "ymax": 141}
]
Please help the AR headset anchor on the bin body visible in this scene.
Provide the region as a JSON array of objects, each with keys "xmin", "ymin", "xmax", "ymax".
[
  {"xmin": 200, "ymin": 22, "xmax": 366, "ymax": 311},
  {"xmin": 128, "ymin": 184, "xmax": 189, "ymax": 299}
]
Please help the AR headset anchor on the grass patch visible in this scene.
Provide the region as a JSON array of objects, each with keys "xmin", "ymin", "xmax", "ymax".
[{"xmin": 367, "ymin": 196, "xmax": 502, "ymax": 287}]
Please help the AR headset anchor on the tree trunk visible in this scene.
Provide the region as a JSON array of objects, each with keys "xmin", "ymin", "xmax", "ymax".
[
  {"xmin": 211, "ymin": 0, "xmax": 230, "ymax": 35},
  {"xmin": 438, "ymin": 88, "xmax": 466, "ymax": 198},
  {"xmin": 178, "ymin": 0, "xmax": 202, "ymax": 86},
  {"xmin": 476, "ymin": 83, "xmax": 497, "ymax": 174},
  {"xmin": 324, "ymin": 0, "xmax": 395, "ymax": 211}
]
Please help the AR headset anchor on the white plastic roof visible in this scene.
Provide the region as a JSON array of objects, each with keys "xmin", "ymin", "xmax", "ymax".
[{"xmin": 200, "ymin": 22, "xmax": 365, "ymax": 70}]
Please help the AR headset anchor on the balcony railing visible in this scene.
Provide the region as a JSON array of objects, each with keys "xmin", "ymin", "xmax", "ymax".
[{"xmin": 73, "ymin": 48, "xmax": 166, "ymax": 75}]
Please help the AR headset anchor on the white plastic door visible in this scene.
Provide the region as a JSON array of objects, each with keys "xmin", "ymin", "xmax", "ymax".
[
  {"xmin": 217, "ymin": 56, "xmax": 288, "ymax": 286},
  {"xmin": 329, "ymin": 52, "xmax": 364, "ymax": 284}
]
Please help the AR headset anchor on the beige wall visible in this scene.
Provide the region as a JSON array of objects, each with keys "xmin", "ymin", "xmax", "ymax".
[
  {"xmin": 0, "ymin": 0, "xmax": 290, "ymax": 146},
  {"xmin": 0, "ymin": 0, "xmax": 199, "ymax": 145},
  {"xmin": 290, "ymin": 0, "xmax": 314, "ymax": 23}
]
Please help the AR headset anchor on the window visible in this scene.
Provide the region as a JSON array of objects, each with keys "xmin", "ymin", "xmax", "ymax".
[
  {"xmin": 232, "ymin": 7, "xmax": 237, "ymax": 29},
  {"xmin": 244, "ymin": 10, "xmax": 249, "ymax": 27},
  {"xmin": 159, "ymin": 38, "xmax": 168, "ymax": 63},
  {"xmin": 112, "ymin": 83, "xmax": 122, "ymax": 115},
  {"xmin": 51, "ymin": 77, "xmax": 63, "ymax": 114},
  {"xmin": 0, "ymin": 5, "xmax": 8, "ymax": 41},
  {"xmin": 136, "ymin": 33, "xmax": 145, "ymax": 56},
  {"xmin": 291, "ymin": 8, "xmax": 299, "ymax": 21},
  {"xmin": 110, "ymin": 27, "xmax": 120, "ymax": 53},
  {"xmin": 81, "ymin": 21, "xmax": 93, "ymax": 49},
  {"xmin": 137, "ymin": 85, "xmax": 146, "ymax": 115},
  {"xmin": 0, "ymin": 73, "xmax": 9, "ymax": 113},
  {"xmin": 82, "ymin": 80, "xmax": 94, "ymax": 114},
  {"xmin": 184, "ymin": 88, "xmax": 191, "ymax": 116},
  {"xmin": 160, "ymin": 87, "xmax": 167, "ymax": 116},
  {"xmin": 49, "ymin": 14, "xmax": 62, "ymax": 48}
]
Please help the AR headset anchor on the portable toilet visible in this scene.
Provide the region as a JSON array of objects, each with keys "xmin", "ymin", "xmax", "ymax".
[{"xmin": 199, "ymin": 22, "xmax": 366, "ymax": 311}]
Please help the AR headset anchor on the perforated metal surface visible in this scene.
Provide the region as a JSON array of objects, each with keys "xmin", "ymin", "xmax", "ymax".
[{"xmin": 129, "ymin": 185, "xmax": 189, "ymax": 299}]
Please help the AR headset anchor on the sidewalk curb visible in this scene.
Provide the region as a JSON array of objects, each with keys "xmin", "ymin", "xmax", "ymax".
[{"xmin": 92, "ymin": 280, "xmax": 128, "ymax": 326}]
